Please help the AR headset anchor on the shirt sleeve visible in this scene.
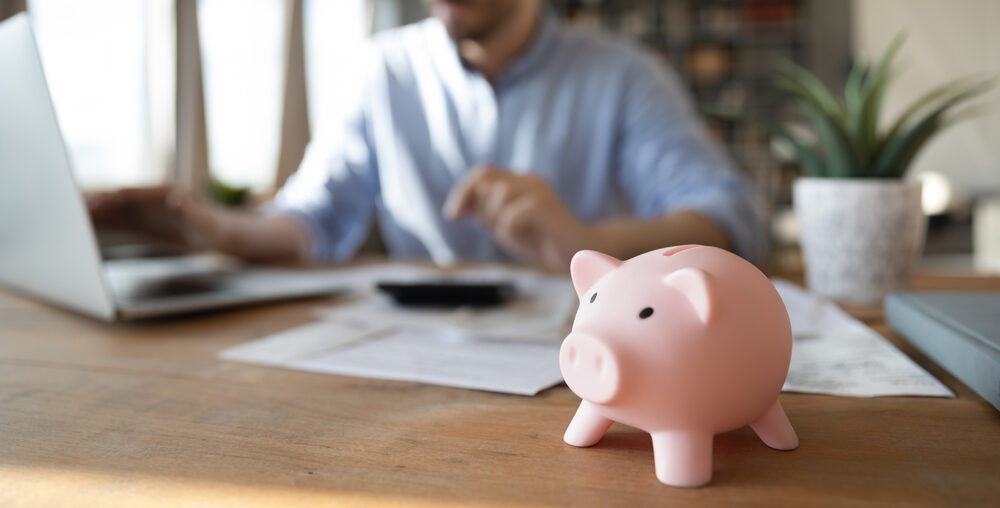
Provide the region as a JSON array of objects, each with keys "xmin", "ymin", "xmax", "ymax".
[
  {"xmin": 268, "ymin": 85, "xmax": 378, "ymax": 263},
  {"xmin": 615, "ymin": 52, "xmax": 766, "ymax": 263}
]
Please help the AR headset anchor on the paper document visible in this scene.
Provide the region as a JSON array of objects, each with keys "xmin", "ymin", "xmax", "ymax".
[
  {"xmin": 221, "ymin": 321, "xmax": 562, "ymax": 395},
  {"xmin": 774, "ymin": 279, "xmax": 954, "ymax": 398},
  {"xmin": 317, "ymin": 270, "xmax": 575, "ymax": 343},
  {"xmin": 221, "ymin": 264, "xmax": 572, "ymax": 396},
  {"xmin": 220, "ymin": 264, "xmax": 952, "ymax": 399}
]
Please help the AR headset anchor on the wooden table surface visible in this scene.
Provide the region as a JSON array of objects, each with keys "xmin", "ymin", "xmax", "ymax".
[{"xmin": 1, "ymin": 270, "xmax": 999, "ymax": 507}]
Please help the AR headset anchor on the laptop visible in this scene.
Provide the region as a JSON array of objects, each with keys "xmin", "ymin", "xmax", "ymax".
[{"xmin": 0, "ymin": 13, "xmax": 343, "ymax": 320}]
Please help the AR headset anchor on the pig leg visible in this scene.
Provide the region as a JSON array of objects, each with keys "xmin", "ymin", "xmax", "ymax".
[
  {"xmin": 564, "ymin": 400, "xmax": 613, "ymax": 447},
  {"xmin": 650, "ymin": 430, "xmax": 713, "ymax": 487},
  {"xmin": 749, "ymin": 399, "xmax": 799, "ymax": 450}
]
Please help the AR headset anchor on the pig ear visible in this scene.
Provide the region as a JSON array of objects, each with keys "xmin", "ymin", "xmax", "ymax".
[
  {"xmin": 663, "ymin": 268, "xmax": 715, "ymax": 324},
  {"xmin": 570, "ymin": 250, "xmax": 622, "ymax": 298}
]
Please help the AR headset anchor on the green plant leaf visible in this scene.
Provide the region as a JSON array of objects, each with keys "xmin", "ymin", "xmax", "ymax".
[
  {"xmin": 775, "ymin": 62, "xmax": 846, "ymax": 125},
  {"xmin": 775, "ymin": 62, "xmax": 864, "ymax": 176},
  {"xmin": 701, "ymin": 107, "xmax": 828, "ymax": 176},
  {"xmin": 768, "ymin": 32, "xmax": 995, "ymax": 180},
  {"xmin": 851, "ymin": 67, "xmax": 896, "ymax": 170},
  {"xmin": 844, "ymin": 61, "xmax": 865, "ymax": 112},
  {"xmin": 896, "ymin": 106, "xmax": 987, "ymax": 175},
  {"xmin": 753, "ymin": 117, "xmax": 828, "ymax": 177},
  {"xmin": 873, "ymin": 113, "xmax": 951, "ymax": 179},
  {"xmin": 792, "ymin": 96, "xmax": 860, "ymax": 177},
  {"xmin": 844, "ymin": 59, "xmax": 866, "ymax": 136},
  {"xmin": 857, "ymin": 33, "xmax": 906, "ymax": 163},
  {"xmin": 870, "ymin": 77, "xmax": 995, "ymax": 178},
  {"xmin": 876, "ymin": 76, "xmax": 981, "ymax": 156}
]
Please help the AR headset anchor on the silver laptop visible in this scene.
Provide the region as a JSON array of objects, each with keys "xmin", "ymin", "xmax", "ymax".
[{"xmin": 0, "ymin": 13, "xmax": 342, "ymax": 320}]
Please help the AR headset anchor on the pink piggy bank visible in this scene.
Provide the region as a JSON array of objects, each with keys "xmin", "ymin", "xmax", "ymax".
[{"xmin": 560, "ymin": 245, "xmax": 798, "ymax": 487}]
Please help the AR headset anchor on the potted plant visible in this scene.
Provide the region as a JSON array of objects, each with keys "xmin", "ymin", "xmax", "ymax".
[{"xmin": 763, "ymin": 36, "xmax": 994, "ymax": 304}]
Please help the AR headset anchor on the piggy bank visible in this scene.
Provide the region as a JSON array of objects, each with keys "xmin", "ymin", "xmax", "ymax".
[{"xmin": 559, "ymin": 245, "xmax": 798, "ymax": 487}]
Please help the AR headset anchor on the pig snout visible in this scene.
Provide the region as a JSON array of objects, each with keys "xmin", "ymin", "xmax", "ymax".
[{"xmin": 559, "ymin": 333, "xmax": 621, "ymax": 404}]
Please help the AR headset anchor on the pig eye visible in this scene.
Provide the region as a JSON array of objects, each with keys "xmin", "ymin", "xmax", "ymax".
[
  {"xmin": 589, "ymin": 292, "xmax": 597, "ymax": 303},
  {"xmin": 639, "ymin": 307, "xmax": 654, "ymax": 319}
]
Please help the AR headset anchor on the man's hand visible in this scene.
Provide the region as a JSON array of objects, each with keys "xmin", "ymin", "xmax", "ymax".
[
  {"xmin": 88, "ymin": 186, "xmax": 312, "ymax": 263},
  {"xmin": 443, "ymin": 166, "xmax": 592, "ymax": 271},
  {"xmin": 443, "ymin": 166, "xmax": 737, "ymax": 271},
  {"xmin": 88, "ymin": 186, "xmax": 219, "ymax": 251}
]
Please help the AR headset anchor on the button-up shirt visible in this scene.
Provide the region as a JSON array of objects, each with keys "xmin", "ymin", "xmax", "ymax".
[{"xmin": 272, "ymin": 13, "xmax": 762, "ymax": 265}]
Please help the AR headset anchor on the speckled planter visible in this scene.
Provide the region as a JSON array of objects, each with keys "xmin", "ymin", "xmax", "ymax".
[{"xmin": 794, "ymin": 178, "xmax": 926, "ymax": 304}]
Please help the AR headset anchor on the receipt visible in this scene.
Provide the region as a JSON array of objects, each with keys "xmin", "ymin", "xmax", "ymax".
[{"xmin": 773, "ymin": 279, "xmax": 953, "ymax": 398}]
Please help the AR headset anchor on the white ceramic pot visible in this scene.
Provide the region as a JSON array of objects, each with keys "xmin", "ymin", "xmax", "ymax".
[{"xmin": 793, "ymin": 178, "xmax": 926, "ymax": 304}]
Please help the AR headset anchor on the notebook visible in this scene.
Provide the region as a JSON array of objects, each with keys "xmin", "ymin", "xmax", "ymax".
[{"xmin": 885, "ymin": 291, "xmax": 1000, "ymax": 410}]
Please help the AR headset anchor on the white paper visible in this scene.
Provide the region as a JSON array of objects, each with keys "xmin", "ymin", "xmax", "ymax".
[
  {"xmin": 294, "ymin": 327, "xmax": 562, "ymax": 395},
  {"xmin": 219, "ymin": 319, "xmax": 393, "ymax": 364},
  {"xmin": 221, "ymin": 322, "xmax": 563, "ymax": 396},
  {"xmin": 317, "ymin": 269, "xmax": 575, "ymax": 343},
  {"xmin": 220, "ymin": 265, "xmax": 574, "ymax": 396},
  {"xmin": 221, "ymin": 268, "xmax": 950, "ymax": 399},
  {"xmin": 773, "ymin": 279, "xmax": 954, "ymax": 398}
]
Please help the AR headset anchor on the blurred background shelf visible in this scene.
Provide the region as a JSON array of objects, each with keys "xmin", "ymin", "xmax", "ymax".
[{"xmin": 554, "ymin": 0, "xmax": 853, "ymax": 259}]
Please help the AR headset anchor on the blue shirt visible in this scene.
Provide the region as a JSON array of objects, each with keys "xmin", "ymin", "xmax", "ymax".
[{"xmin": 272, "ymin": 14, "xmax": 763, "ymax": 265}]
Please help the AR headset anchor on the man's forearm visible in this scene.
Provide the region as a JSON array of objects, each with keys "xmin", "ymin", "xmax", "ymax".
[
  {"xmin": 587, "ymin": 211, "xmax": 732, "ymax": 260},
  {"xmin": 211, "ymin": 211, "xmax": 312, "ymax": 264}
]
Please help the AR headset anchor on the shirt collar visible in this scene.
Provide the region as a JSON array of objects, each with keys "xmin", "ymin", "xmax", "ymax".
[
  {"xmin": 494, "ymin": 8, "xmax": 559, "ymax": 88},
  {"xmin": 427, "ymin": 7, "xmax": 560, "ymax": 90}
]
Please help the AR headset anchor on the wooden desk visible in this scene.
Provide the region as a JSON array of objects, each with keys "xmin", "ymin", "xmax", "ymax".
[{"xmin": 2, "ymin": 273, "xmax": 999, "ymax": 506}]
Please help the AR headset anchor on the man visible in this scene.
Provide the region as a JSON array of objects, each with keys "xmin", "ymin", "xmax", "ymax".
[{"xmin": 90, "ymin": 0, "xmax": 762, "ymax": 272}]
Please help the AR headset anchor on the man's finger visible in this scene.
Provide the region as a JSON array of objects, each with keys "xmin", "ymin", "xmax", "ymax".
[
  {"xmin": 168, "ymin": 190, "xmax": 220, "ymax": 245},
  {"xmin": 443, "ymin": 166, "xmax": 498, "ymax": 220},
  {"xmin": 479, "ymin": 179, "xmax": 522, "ymax": 229},
  {"xmin": 88, "ymin": 186, "xmax": 171, "ymax": 223},
  {"xmin": 493, "ymin": 195, "xmax": 542, "ymax": 259}
]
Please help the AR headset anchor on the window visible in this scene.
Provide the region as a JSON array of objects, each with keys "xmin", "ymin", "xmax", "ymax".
[
  {"xmin": 197, "ymin": 0, "xmax": 284, "ymax": 192},
  {"xmin": 28, "ymin": 0, "xmax": 174, "ymax": 190},
  {"xmin": 28, "ymin": 0, "xmax": 373, "ymax": 193},
  {"xmin": 303, "ymin": 0, "xmax": 367, "ymax": 140}
]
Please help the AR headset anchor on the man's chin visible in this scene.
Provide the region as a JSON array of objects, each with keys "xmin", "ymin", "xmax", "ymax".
[
  {"xmin": 441, "ymin": 23, "xmax": 476, "ymax": 42},
  {"xmin": 431, "ymin": 1, "xmax": 484, "ymax": 41}
]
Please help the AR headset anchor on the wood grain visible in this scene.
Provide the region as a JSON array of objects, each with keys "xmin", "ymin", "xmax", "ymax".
[{"xmin": 1, "ymin": 272, "xmax": 999, "ymax": 507}]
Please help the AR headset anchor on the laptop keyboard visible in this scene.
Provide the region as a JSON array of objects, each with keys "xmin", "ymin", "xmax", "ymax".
[{"xmin": 103, "ymin": 255, "xmax": 236, "ymax": 303}]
